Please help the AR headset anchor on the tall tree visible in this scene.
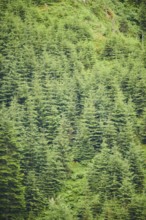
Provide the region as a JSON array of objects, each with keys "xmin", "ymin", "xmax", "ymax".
[
  {"xmin": 0, "ymin": 114, "xmax": 25, "ymax": 220},
  {"xmin": 87, "ymin": 147, "xmax": 134, "ymax": 203}
]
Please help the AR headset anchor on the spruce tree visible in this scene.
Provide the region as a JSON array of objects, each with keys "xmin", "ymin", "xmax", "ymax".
[
  {"xmin": 0, "ymin": 115, "xmax": 25, "ymax": 220},
  {"xmin": 87, "ymin": 147, "xmax": 134, "ymax": 203}
]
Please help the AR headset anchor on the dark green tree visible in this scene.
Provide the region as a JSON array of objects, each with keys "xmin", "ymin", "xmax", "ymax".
[
  {"xmin": 87, "ymin": 147, "xmax": 134, "ymax": 203},
  {"xmin": 0, "ymin": 115, "xmax": 25, "ymax": 220},
  {"xmin": 128, "ymin": 194, "xmax": 146, "ymax": 220}
]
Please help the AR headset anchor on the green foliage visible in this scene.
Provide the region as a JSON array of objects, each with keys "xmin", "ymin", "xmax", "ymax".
[
  {"xmin": 0, "ymin": 114, "xmax": 25, "ymax": 220},
  {"xmin": 37, "ymin": 197, "xmax": 74, "ymax": 220},
  {"xmin": 139, "ymin": 1, "xmax": 146, "ymax": 31},
  {"xmin": 127, "ymin": 147, "xmax": 145, "ymax": 192},
  {"xmin": 100, "ymin": 199, "xmax": 129, "ymax": 220},
  {"xmin": 128, "ymin": 194, "xmax": 146, "ymax": 220},
  {"xmin": 87, "ymin": 147, "xmax": 134, "ymax": 202},
  {"xmin": 0, "ymin": 0, "xmax": 146, "ymax": 219},
  {"xmin": 25, "ymin": 170, "xmax": 45, "ymax": 218}
]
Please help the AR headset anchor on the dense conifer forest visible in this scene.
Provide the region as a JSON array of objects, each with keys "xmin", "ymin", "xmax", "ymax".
[{"xmin": 1, "ymin": 0, "xmax": 146, "ymax": 219}]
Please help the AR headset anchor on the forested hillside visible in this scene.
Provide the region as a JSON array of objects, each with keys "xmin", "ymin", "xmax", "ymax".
[{"xmin": 1, "ymin": 0, "xmax": 146, "ymax": 219}]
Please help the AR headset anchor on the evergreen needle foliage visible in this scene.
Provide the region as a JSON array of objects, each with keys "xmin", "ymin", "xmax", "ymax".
[{"xmin": 0, "ymin": 0, "xmax": 146, "ymax": 219}]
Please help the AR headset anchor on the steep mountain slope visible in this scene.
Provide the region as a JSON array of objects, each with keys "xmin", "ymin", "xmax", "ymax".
[{"xmin": 0, "ymin": 0, "xmax": 146, "ymax": 219}]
